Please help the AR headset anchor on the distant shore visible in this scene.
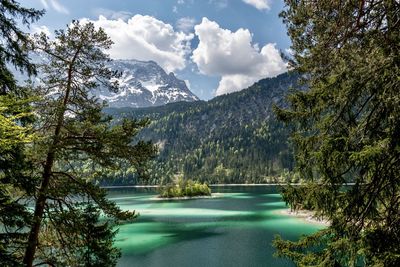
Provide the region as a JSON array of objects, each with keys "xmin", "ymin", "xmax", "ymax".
[
  {"xmin": 101, "ymin": 183, "xmax": 355, "ymax": 189},
  {"xmin": 101, "ymin": 183, "xmax": 301, "ymax": 189}
]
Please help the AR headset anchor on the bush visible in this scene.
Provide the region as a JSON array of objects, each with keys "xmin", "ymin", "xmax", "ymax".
[{"xmin": 159, "ymin": 178, "xmax": 211, "ymax": 198}]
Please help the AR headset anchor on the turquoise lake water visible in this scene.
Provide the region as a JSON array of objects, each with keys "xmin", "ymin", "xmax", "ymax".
[{"xmin": 107, "ymin": 186, "xmax": 324, "ymax": 267}]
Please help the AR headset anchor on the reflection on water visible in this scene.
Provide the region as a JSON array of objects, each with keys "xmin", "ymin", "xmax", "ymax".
[{"xmin": 108, "ymin": 186, "xmax": 324, "ymax": 267}]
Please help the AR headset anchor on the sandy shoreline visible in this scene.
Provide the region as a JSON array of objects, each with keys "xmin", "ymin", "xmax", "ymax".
[{"xmin": 277, "ymin": 209, "xmax": 330, "ymax": 226}]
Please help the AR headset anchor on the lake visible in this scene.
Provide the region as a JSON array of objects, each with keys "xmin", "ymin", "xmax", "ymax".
[{"xmin": 107, "ymin": 186, "xmax": 324, "ymax": 267}]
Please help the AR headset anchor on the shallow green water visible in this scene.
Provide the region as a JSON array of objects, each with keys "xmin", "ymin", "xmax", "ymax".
[{"xmin": 108, "ymin": 186, "xmax": 324, "ymax": 267}]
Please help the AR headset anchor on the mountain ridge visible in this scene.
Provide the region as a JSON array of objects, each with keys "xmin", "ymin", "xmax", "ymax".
[
  {"xmin": 102, "ymin": 72, "xmax": 300, "ymax": 185},
  {"xmin": 97, "ymin": 59, "xmax": 199, "ymax": 108}
]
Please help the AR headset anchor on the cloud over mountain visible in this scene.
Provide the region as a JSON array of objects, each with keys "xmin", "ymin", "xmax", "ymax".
[
  {"xmin": 80, "ymin": 15, "xmax": 285, "ymax": 97},
  {"xmin": 192, "ymin": 18, "xmax": 286, "ymax": 95},
  {"xmin": 83, "ymin": 15, "xmax": 194, "ymax": 73}
]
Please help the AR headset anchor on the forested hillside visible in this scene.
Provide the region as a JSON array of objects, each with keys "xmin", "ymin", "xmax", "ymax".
[{"xmin": 101, "ymin": 72, "xmax": 300, "ymax": 185}]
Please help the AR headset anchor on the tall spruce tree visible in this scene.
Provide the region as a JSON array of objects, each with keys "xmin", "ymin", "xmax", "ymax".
[
  {"xmin": 0, "ymin": 1, "xmax": 43, "ymax": 265},
  {"xmin": 22, "ymin": 21, "xmax": 156, "ymax": 266},
  {"xmin": 274, "ymin": 0, "xmax": 400, "ymax": 266},
  {"xmin": 0, "ymin": 94, "xmax": 36, "ymax": 266},
  {"xmin": 0, "ymin": 0, "xmax": 43, "ymax": 92}
]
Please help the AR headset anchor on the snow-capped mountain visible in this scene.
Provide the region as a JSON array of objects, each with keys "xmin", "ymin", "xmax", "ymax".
[{"xmin": 97, "ymin": 59, "xmax": 199, "ymax": 108}]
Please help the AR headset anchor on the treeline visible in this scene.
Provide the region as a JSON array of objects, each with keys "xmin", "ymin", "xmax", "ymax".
[{"xmin": 100, "ymin": 73, "xmax": 301, "ymax": 185}]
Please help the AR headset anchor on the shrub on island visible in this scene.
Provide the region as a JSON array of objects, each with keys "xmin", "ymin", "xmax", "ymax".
[{"xmin": 159, "ymin": 178, "xmax": 211, "ymax": 198}]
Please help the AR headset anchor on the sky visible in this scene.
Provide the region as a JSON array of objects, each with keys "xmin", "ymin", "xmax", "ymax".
[{"xmin": 20, "ymin": 0, "xmax": 291, "ymax": 100}]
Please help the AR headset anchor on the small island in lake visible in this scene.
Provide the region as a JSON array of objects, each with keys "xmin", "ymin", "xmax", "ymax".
[{"xmin": 159, "ymin": 178, "xmax": 211, "ymax": 198}]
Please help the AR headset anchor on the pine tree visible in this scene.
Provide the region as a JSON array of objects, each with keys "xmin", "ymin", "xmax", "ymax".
[
  {"xmin": 0, "ymin": 1, "xmax": 43, "ymax": 265},
  {"xmin": 274, "ymin": 0, "xmax": 400, "ymax": 266},
  {"xmin": 80, "ymin": 204, "xmax": 121, "ymax": 267},
  {"xmin": 22, "ymin": 21, "xmax": 156, "ymax": 266},
  {"xmin": 0, "ymin": 95, "xmax": 36, "ymax": 266},
  {"xmin": 0, "ymin": 0, "xmax": 44, "ymax": 92}
]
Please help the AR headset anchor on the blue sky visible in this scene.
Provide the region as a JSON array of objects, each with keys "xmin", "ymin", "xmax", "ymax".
[{"xmin": 20, "ymin": 0, "xmax": 290, "ymax": 100}]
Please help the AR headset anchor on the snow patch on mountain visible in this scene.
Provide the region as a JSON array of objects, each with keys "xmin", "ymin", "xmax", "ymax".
[{"xmin": 97, "ymin": 59, "xmax": 198, "ymax": 108}]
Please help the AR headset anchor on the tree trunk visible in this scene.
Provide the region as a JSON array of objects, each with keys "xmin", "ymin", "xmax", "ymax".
[
  {"xmin": 23, "ymin": 48, "xmax": 80, "ymax": 266},
  {"xmin": 23, "ymin": 152, "xmax": 55, "ymax": 266}
]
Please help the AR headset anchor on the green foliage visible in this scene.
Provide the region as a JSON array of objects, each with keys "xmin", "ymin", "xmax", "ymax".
[
  {"xmin": 15, "ymin": 21, "xmax": 156, "ymax": 266},
  {"xmin": 274, "ymin": 0, "xmax": 400, "ymax": 266},
  {"xmin": 80, "ymin": 204, "xmax": 121, "ymax": 267},
  {"xmin": 37, "ymin": 203, "xmax": 122, "ymax": 266},
  {"xmin": 159, "ymin": 177, "xmax": 211, "ymax": 198},
  {"xmin": 0, "ymin": 94, "xmax": 36, "ymax": 249},
  {"xmin": 280, "ymin": 184, "xmax": 315, "ymax": 212},
  {"xmin": 0, "ymin": 94, "xmax": 34, "ymax": 150},
  {"xmin": 0, "ymin": 2, "xmax": 43, "ymax": 265},
  {"xmin": 0, "ymin": 0, "xmax": 44, "ymax": 92},
  {"xmin": 102, "ymin": 73, "xmax": 300, "ymax": 185}
]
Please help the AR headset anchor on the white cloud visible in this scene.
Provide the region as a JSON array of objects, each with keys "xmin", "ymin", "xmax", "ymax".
[
  {"xmin": 31, "ymin": 25, "xmax": 51, "ymax": 36},
  {"xmin": 177, "ymin": 0, "xmax": 185, "ymax": 4},
  {"xmin": 92, "ymin": 8, "xmax": 133, "ymax": 21},
  {"xmin": 172, "ymin": 6, "xmax": 178, "ymax": 13},
  {"xmin": 184, "ymin": 79, "xmax": 191, "ymax": 90},
  {"xmin": 217, "ymin": 75, "xmax": 259, "ymax": 95},
  {"xmin": 40, "ymin": 0, "xmax": 69, "ymax": 14},
  {"xmin": 192, "ymin": 18, "xmax": 286, "ymax": 95},
  {"xmin": 242, "ymin": 0, "xmax": 271, "ymax": 10},
  {"xmin": 176, "ymin": 17, "xmax": 196, "ymax": 32},
  {"xmin": 83, "ymin": 15, "xmax": 193, "ymax": 73}
]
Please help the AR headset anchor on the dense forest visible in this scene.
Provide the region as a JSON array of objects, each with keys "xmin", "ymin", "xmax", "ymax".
[{"xmin": 100, "ymin": 72, "xmax": 300, "ymax": 185}]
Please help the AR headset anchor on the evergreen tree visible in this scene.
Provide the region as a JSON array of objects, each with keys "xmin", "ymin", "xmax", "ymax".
[
  {"xmin": 80, "ymin": 204, "xmax": 121, "ymax": 267},
  {"xmin": 274, "ymin": 0, "xmax": 400, "ymax": 266},
  {"xmin": 0, "ymin": 0, "xmax": 43, "ymax": 92},
  {"xmin": 0, "ymin": 95, "xmax": 36, "ymax": 266},
  {"xmin": 0, "ymin": 1, "xmax": 43, "ymax": 265},
  {"xmin": 22, "ymin": 21, "xmax": 156, "ymax": 266}
]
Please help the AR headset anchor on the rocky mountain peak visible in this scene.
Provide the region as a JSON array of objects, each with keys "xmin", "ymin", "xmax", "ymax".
[{"xmin": 97, "ymin": 59, "xmax": 199, "ymax": 108}]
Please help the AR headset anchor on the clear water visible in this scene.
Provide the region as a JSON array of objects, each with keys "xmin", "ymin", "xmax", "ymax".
[{"xmin": 108, "ymin": 186, "xmax": 324, "ymax": 267}]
